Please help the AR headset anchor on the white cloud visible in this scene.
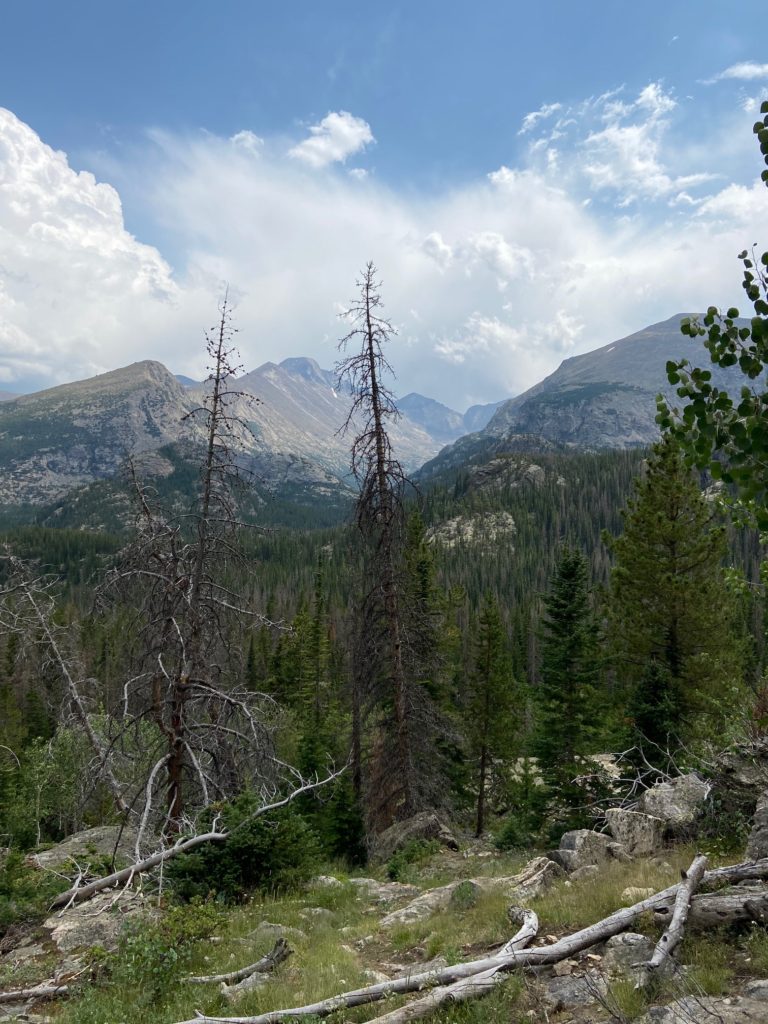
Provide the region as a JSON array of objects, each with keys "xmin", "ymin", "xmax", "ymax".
[
  {"xmin": 230, "ymin": 130, "xmax": 263, "ymax": 153},
  {"xmin": 0, "ymin": 107, "xmax": 178, "ymax": 386},
  {"xmin": 421, "ymin": 231, "xmax": 453, "ymax": 270},
  {"xmin": 1, "ymin": 96, "xmax": 767, "ymax": 411},
  {"xmin": 710, "ymin": 62, "xmax": 768, "ymax": 83},
  {"xmin": 288, "ymin": 111, "xmax": 374, "ymax": 168},
  {"xmin": 518, "ymin": 102, "xmax": 562, "ymax": 135}
]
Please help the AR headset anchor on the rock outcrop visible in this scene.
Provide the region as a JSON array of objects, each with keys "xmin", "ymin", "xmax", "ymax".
[
  {"xmin": 370, "ymin": 812, "xmax": 459, "ymax": 864},
  {"xmin": 638, "ymin": 774, "xmax": 710, "ymax": 831},
  {"xmin": 28, "ymin": 826, "xmax": 140, "ymax": 872},
  {"xmin": 549, "ymin": 829, "xmax": 619, "ymax": 872},
  {"xmin": 605, "ymin": 807, "xmax": 664, "ymax": 856}
]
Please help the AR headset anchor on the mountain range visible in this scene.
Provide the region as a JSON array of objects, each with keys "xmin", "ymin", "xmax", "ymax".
[
  {"xmin": 418, "ymin": 314, "xmax": 745, "ymax": 480},
  {"xmin": 0, "ymin": 356, "xmax": 501, "ymax": 520},
  {"xmin": 0, "ymin": 314, "xmax": 740, "ymax": 524}
]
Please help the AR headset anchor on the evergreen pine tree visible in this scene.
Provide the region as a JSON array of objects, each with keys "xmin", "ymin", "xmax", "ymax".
[
  {"xmin": 606, "ymin": 436, "xmax": 744, "ymax": 747},
  {"xmin": 534, "ymin": 547, "xmax": 600, "ymax": 831},
  {"xmin": 466, "ymin": 595, "xmax": 518, "ymax": 836}
]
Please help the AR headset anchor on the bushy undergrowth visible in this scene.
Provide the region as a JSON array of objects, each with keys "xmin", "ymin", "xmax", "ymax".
[
  {"xmin": 167, "ymin": 794, "xmax": 322, "ymax": 902},
  {"xmin": 386, "ymin": 838, "xmax": 441, "ymax": 881},
  {"xmin": 0, "ymin": 850, "xmax": 67, "ymax": 932}
]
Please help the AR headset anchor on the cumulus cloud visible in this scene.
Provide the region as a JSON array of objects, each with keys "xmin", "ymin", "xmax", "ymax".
[
  {"xmin": 288, "ymin": 111, "xmax": 374, "ymax": 168},
  {"xmin": 0, "ymin": 108, "xmax": 179, "ymax": 386},
  {"xmin": 1, "ymin": 94, "xmax": 767, "ymax": 411}
]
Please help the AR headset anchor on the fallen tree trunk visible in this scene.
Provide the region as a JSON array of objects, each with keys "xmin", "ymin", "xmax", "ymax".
[
  {"xmin": 50, "ymin": 771, "xmax": 344, "ymax": 909},
  {"xmin": 171, "ymin": 857, "xmax": 768, "ymax": 1024},
  {"xmin": 654, "ymin": 884, "xmax": 768, "ymax": 927},
  {"xmin": 186, "ymin": 939, "xmax": 292, "ymax": 985},
  {"xmin": 357, "ymin": 907, "xmax": 539, "ymax": 1024},
  {"xmin": 643, "ymin": 853, "xmax": 707, "ymax": 984},
  {"xmin": 0, "ymin": 981, "xmax": 69, "ymax": 1004}
]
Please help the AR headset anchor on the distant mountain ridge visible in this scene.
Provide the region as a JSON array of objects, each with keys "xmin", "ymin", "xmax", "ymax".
[
  {"xmin": 0, "ymin": 356, "xmax": 493, "ymax": 517},
  {"xmin": 418, "ymin": 314, "xmax": 750, "ymax": 481}
]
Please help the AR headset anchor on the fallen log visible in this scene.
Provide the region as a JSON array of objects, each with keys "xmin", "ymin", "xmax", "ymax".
[
  {"xmin": 185, "ymin": 939, "xmax": 292, "ymax": 985},
  {"xmin": 50, "ymin": 770, "xmax": 343, "ymax": 909},
  {"xmin": 654, "ymin": 884, "xmax": 768, "ymax": 927},
  {"xmin": 643, "ymin": 853, "xmax": 707, "ymax": 985},
  {"xmin": 170, "ymin": 857, "xmax": 768, "ymax": 1024},
  {"xmin": 0, "ymin": 981, "xmax": 69, "ymax": 1004},
  {"xmin": 357, "ymin": 907, "xmax": 539, "ymax": 1024}
]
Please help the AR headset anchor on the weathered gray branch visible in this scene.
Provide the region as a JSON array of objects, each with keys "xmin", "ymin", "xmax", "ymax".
[
  {"xmin": 185, "ymin": 939, "xmax": 291, "ymax": 985},
  {"xmin": 643, "ymin": 853, "xmax": 707, "ymax": 983},
  {"xmin": 50, "ymin": 767, "xmax": 345, "ymax": 909},
  {"xmin": 0, "ymin": 981, "xmax": 69, "ymax": 1004},
  {"xmin": 170, "ymin": 857, "xmax": 768, "ymax": 1024}
]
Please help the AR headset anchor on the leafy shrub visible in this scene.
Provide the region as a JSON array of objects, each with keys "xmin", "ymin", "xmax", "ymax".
[
  {"xmin": 386, "ymin": 839, "xmax": 440, "ymax": 881},
  {"xmin": 493, "ymin": 814, "xmax": 536, "ymax": 851},
  {"xmin": 167, "ymin": 793, "xmax": 321, "ymax": 902},
  {"xmin": 116, "ymin": 900, "xmax": 220, "ymax": 997},
  {"xmin": 71, "ymin": 899, "xmax": 221, "ymax": 1014}
]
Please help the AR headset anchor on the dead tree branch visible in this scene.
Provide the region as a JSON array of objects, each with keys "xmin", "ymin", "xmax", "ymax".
[
  {"xmin": 170, "ymin": 857, "xmax": 768, "ymax": 1024},
  {"xmin": 642, "ymin": 853, "xmax": 707, "ymax": 986},
  {"xmin": 50, "ymin": 766, "xmax": 345, "ymax": 909},
  {"xmin": 0, "ymin": 981, "xmax": 70, "ymax": 1004},
  {"xmin": 185, "ymin": 939, "xmax": 291, "ymax": 985}
]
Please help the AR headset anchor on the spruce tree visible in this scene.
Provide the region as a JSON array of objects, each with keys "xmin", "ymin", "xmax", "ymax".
[
  {"xmin": 606, "ymin": 436, "xmax": 743, "ymax": 747},
  {"xmin": 466, "ymin": 594, "xmax": 518, "ymax": 836},
  {"xmin": 534, "ymin": 547, "xmax": 600, "ymax": 830}
]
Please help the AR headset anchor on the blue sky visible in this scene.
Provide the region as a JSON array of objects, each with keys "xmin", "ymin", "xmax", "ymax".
[{"xmin": 1, "ymin": 1, "xmax": 767, "ymax": 408}]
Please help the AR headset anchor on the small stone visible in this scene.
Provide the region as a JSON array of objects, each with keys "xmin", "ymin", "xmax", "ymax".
[
  {"xmin": 553, "ymin": 959, "xmax": 574, "ymax": 976},
  {"xmin": 621, "ymin": 886, "xmax": 656, "ymax": 904}
]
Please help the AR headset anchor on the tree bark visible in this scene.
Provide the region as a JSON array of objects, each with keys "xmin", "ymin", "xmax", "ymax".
[{"xmin": 654, "ymin": 883, "xmax": 768, "ymax": 927}]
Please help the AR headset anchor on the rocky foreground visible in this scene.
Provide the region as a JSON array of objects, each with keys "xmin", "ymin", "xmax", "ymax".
[{"xmin": 4, "ymin": 769, "xmax": 768, "ymax": 1023}]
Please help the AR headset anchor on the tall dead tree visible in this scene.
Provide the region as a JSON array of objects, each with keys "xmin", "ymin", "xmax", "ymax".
[
  {"xmin": 337, "ymin": 263, "xmax": 433, "ymax": 831},
  {"xmin": 100, "ymin": 296, "xmax": 279, "ymax": 840}
]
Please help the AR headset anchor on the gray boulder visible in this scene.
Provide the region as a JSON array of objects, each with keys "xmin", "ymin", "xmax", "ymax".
[
  {"xmin": 603, "ymin": 932, "xmax": 655, "ymax": 983},
  {"xmin": 42, "ymin": 889, "xmax": 155, "ymax": 953},
  {"xmin": 380, "ymin": 857, "xmax": 563, "ymax": 927},
  {"xmin": 28, "ymin": 826, "xmax": 140, "ymax": 873},
  {"xmin": 550, "ymin": 829, "xmax": 617, "ymax": 873},
  {"xmin": 638, "ymin": 774, "xmax": 710, "ymax": 830},
  {"xmin": 348, "ymin": 877, "xmax": 421, "ymax": 905},
  {"xmin": 605, "ymin": 807, "xmax": 664, "ymax": 856},
  {"xmin": 370, "ymin": 812, "xmax": 459, "ymax": 863},
  {"xmin": 540, "ymin": 969, "xmax": 606, "ymax": 1010}
]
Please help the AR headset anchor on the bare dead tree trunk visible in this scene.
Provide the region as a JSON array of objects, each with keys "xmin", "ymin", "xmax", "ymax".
[{"xmin": 336, "ymin": 263, "xmax": 420, "ymax": 829}]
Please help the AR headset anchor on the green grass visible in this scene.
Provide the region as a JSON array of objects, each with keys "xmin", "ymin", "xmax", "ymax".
[{"xmin": 31, "ymin": 843, "xmax": 768, "ymax": 1024}]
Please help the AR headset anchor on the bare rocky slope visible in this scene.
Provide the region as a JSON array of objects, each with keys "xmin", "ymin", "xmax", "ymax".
[
  {"xmin": 0, "ymin": 357, "xmax": 467, "ymax": 516},
  {"xmin": 418, "ymin": 314, "xmax": 751, "ymax": 482}
]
